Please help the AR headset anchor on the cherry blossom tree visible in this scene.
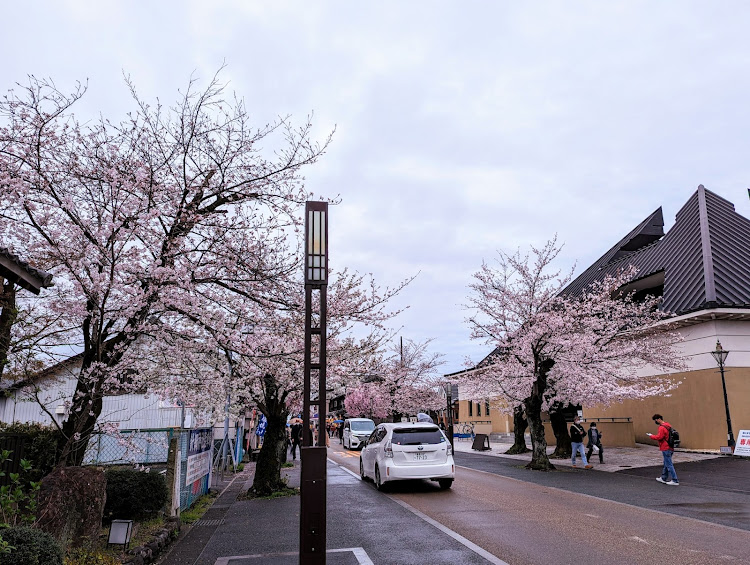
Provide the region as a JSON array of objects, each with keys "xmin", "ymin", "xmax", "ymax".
[
  {"xmin": 143, "ymin": 260, "xmax": 411, "ymax": 495},
  {"xmin": 458, "ymin": 238, "xmax": 686, "ymax": 470},
  {"xmin": 345, "ymin": 383, "xmax": 390, "ymax": 419},
  {"xmin": 345, "ymin": 337, "xmax": 445, "ymax": 422},
  {"xmin": 0, "ymin": 71, "xmax": 332, "ymax": 466}
]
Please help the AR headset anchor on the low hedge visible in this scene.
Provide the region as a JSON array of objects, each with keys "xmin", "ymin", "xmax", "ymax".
[
  {"xmin": 104, "ymin": 468, "xmax": 168, "ymax": 521},
  {"xmin": 0, "ymin": 525, "xmax": 64, "ymax": 565}
]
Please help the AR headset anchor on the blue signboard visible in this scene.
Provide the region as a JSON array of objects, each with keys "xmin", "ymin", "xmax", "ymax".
[{"xmin": 255, "ymin": 414, "xmax": 267, "ymax": 437}]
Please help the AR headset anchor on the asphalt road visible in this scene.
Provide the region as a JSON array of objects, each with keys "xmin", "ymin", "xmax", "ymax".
[{"xmin": 328, "ymin": 441, "xmax": 749, "ymax": 565}]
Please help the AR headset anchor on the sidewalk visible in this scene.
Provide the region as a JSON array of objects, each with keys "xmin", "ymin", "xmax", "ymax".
[{"xmin": 451, "ymin": 435, "xmax": 722, "ymax": 473}]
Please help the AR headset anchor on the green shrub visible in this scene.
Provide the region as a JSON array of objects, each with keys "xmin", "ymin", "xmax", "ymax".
[
  {"xmin": 0, "ymin": 451, "xmax": 40, "ymax": 527},
  {"xmin": 104, "ymin": 468, "xmax": 168, "ymax": 521},
  {"xmin": 0, "ymin": 423, "xmax": 61, "ymax": 485},
  {"xmin": 0, "ymin": 525, "xmax": 63, "ymax": 565}
]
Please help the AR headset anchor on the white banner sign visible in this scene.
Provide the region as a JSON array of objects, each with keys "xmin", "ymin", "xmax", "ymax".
[
  {"xmin": 734, "ymin": 430, "xmax": 750, "ymax": 457},
  {"xmin": 185, "ymin": 428, "xmax": 213, "ymax": 484},
  {"xmin": 185, "ymin": 450, "xmax": 212, "ymax": 484}
]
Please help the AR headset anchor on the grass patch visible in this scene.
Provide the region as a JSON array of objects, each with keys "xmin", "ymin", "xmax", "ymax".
[
  {"xmin": 281, "ymin": 462, "xmax": 294, "ymax": 468},
  {"xmin": 238, "ymin": 486, "xmax": 299, "ymax": 501},
  {"xmin": 181, "ymin": 491, "xmax": 218, "ymax": 525}
]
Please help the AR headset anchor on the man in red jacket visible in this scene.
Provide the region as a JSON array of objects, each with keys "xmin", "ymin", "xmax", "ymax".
[{"xmin": 646, "ymin": 414, "xmax": 679, "ymax": 486}]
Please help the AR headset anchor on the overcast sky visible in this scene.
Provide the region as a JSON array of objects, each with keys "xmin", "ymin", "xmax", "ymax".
[{"xmin": 4, "ymin": 2, "xmax": 750, "ymax": 372}]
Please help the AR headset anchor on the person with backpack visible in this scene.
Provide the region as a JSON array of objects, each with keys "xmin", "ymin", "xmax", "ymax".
[
  {"xmin": 570, "ymin": 416, "xmax": 593, "ymax": 469},
  {"xmin": 646, "ymin": 413, "xmax": 679, "ymax": 485},
  {"xmin": 586, "ymin": 422, "xmax": 604, "ymax": 464}
]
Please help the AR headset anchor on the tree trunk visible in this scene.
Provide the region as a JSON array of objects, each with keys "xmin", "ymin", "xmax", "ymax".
[
  {"xmin": 524, "ymin": 368, "xmax": 554, "ymax": 471},
  {"xmin": 505, "ymin": 404, "xmax": 530, "ymax": 455},
  {"xmin": 249, "ymin": 409, "xmax": 288, "ymax": 496},
  {"xmin": 249, "ymin": 376, "xmax": 290, "ymax": 496},
  {"xmin": 549, "ymin": 405, "xmax": 572, "ymax": 459},
  {"xmin": 58, "ymin": 362, "xmax": 104, "ymax": 467}
]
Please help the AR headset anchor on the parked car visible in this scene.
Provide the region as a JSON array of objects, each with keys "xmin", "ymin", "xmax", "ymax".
[
  {"xmin": 359, "ymin": 422, "xmax": 455, "ymax": 490},
  {"xmin": 343, "ymin": 418, "xmax": 376, "ymax": 450}
]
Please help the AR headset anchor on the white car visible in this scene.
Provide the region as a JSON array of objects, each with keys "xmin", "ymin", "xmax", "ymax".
[
  {"xmin": 343, "ymin": 418, "xmax": 376, "ymax": 450},
  {"xmin": 359, "ymin": 422, "xmax": 455, "ymax": 490}
]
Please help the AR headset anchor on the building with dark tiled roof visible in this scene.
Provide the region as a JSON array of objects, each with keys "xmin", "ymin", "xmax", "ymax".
[
  {"xmin": 567, "ymin": 186, "xmax": 750, "ymax": 450},
  {"xmin": 0, "ymin": 247, "xmax": 53, "ymax": 295}
]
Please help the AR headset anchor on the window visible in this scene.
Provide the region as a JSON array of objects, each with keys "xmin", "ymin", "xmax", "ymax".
[
  {"xmin": 477, "ymin": 402, "xmax": 481, "ymax": 417},
  {"xmin": 486, "ymin": 400, "xmax": 490, "ymax": 415},
  {"xmin": 391, "ymin": 428, "xmax": 445, "ymax": 445},
  {"xmin": 468, "ymin": 402, "xmax": 473, "ymax": 417},
  {"xmin": 351, "ymin": 420, "xmax": 375, "ymax": 433}
]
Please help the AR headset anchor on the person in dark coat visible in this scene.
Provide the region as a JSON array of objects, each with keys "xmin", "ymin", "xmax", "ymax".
[
  {"xmin": 586, "ymin": 422, "xmax": 604, "ymax": 464},
  {"xmin": 290, "ymin": 422, "xmax": 302, "ymax": 460}
]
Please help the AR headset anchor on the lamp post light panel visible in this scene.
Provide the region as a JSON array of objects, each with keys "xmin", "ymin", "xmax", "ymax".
[{"xmin": 306, "ymin": 202, "xmax": 327, "ymax": 284}]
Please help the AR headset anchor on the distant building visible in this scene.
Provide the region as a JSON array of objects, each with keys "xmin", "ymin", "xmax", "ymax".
[{"xmin": 563, "ymin": 185, "xmax": 750, "ymax": 450}]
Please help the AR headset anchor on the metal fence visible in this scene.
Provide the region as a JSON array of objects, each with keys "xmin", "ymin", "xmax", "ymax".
[
  {"xmin": 83, "ymin": 428, "xmax": 176, "ymax": 466},
  {"xmin": 82, "ymin": 427, "xmax": 213, "ymax": 512}
]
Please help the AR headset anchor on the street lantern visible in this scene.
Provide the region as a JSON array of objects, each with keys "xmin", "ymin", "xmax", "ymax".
[
  {"xmin": 710, "ymin": 340, "xmax": 735, "ymax": 447},
  {"xmin": 306, "ymin": 202, "xmax": 327, "ymax": 284},
  {"xmin": 301, "ymin": 201, "xmax": 328, "ymax": 564}
]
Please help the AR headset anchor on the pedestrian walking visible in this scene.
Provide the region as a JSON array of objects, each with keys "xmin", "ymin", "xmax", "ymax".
[
  {"xmin": 647, "ymin": 413, "xmax": 679, "ymax": 486},
  {"xmin": 586, "ymin": 422, "xmax": 604, "ymax": 464},
  {"xmin": 338, "ymin": 423, "xmax": 344, "ymax": 444},
  {"xmin": 570, "ymin": 416, "xmax": 593, "ymax": 469},
  {"xmin": 290, "ymin": 421, "xmax": 302, "ymax": 460}
]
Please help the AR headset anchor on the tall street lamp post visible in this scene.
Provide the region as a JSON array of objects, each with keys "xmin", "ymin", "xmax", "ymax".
[
  {"xmin": 710, "ymin": 340, "xmax": 735, "ymax": 448},
  {"xmin": 300, "ymin": 202, "xmax": 328, "ymax": 564},
  {"xmin": 445, "ymin": 383, "xmax": 454, "ymax": 451}
]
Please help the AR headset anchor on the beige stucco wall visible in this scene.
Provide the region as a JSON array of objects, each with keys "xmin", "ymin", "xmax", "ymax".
[
  {"xmin": 584, "ymin": 366, "xmax": 750, "ymax": 450},
  {"xmin": 456, "ymin": 399, "xmax": 513, "ymax": 434}
]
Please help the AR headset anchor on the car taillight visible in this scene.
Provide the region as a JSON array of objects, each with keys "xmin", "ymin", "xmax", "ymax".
[
  {"xmin": 384, "ymin": 440, "xmax": 393, "ymax": 458},
  {"xmin": 446, "ymin": 442, "xmax": 453, "ymax": 456}
]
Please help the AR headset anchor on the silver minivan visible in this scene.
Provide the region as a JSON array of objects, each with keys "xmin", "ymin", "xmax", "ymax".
[{"xmin": 343, "ymin": 418, "xmax": 376, "ymax": 450}]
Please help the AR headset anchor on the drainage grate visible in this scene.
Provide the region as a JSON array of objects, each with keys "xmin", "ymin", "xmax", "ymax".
[{"xmin": 195, "ymin": 518, "xmax": 225, "ymax": 527}]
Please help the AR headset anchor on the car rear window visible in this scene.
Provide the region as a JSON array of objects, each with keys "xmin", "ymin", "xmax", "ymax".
[{"xmin": 391, "ymin": 428, "xmax": 445, "ymax": 445}]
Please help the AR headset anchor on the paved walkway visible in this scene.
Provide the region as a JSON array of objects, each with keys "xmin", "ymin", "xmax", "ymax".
[{"xmin": 451, "ymin": 436, "xmax": 721, "ymax": 473}]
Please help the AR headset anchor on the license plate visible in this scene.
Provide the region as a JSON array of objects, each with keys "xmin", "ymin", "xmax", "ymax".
[{"xmin": 413, "ymin": 453, "xmax": 428, "ymax": 461}]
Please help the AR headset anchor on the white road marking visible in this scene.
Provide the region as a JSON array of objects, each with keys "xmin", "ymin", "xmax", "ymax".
[
  {"xmin": 387, "ymin": 496, "xmax": 510, "ymax": 565},
  {"xmin": 214, "ymin": 547, "xmax": 374, "ymax": 565},
  {"xmin": 329, "ymin": 458, "xmax": 509, "ymax": 565},
  {"xmin": 584, "ymin": 513, "xmax": 600, "ymax": 518},
  {"xmin": 630, "ymin": 536, "xmax": 650, "ymax": 544}
]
